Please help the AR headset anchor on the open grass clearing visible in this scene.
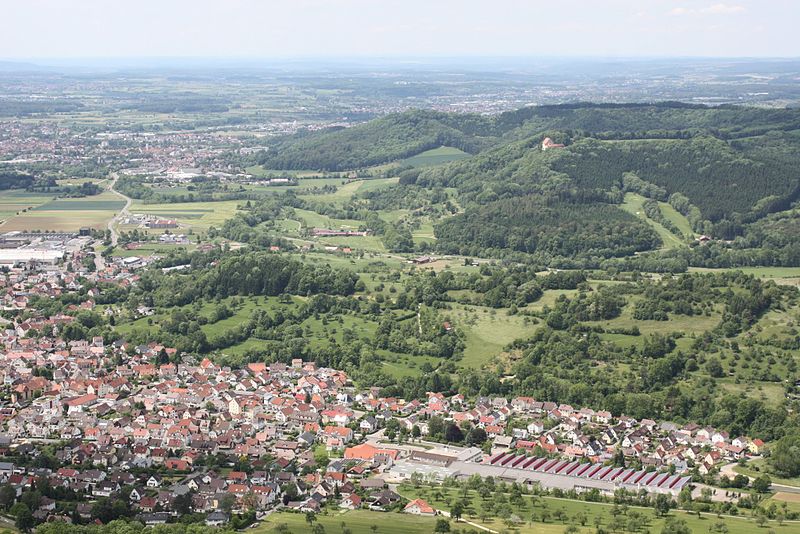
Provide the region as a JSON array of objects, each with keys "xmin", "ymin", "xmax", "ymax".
[
  {"xmin": 448, "ymin": 303, "xmax": 536, "ymax": 369},
  {"xmin": 620, "ymin": 193, "xmax": 687, "ymax": 250},
  {"xmin": 690, "ymin": 266, "xmax": 800, "ymax": 287},
  {"xmin": 719, "ymin": 379, "xmax": 788, "ymax": 406},
  {"xmin": 112, "ymin": 242, "xmax": 197, "ymax": 258},
  {"xmin": 734, "ymin": 458, "xmax": 800, "ymax": 489},
  {"xmin": 399, "ymin": 146, "xmax": 472, "ymax": 167}
]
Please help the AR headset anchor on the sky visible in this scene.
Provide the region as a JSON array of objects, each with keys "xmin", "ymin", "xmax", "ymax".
[{"xmin": 2, "ymin": 0, "xmax": 799, "ymax": 60}]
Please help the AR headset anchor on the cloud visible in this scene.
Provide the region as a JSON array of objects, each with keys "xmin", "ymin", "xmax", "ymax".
[
  {"xmin": 699, "ymin": 3, "xmax": 746, "ymax": 14},
  {"xmin": 670, "ymin": 3, "xmax": 746, "ymax": 16}
]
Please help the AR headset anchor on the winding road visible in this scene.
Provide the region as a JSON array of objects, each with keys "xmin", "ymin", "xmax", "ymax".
[{"xmin": 719, "ymin": 462, "xmax": 800, "ymax": 495}]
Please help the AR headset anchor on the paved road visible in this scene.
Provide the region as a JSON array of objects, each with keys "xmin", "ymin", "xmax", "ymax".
[
  {"xmin": 720, "ymin": 462, "xmax": 800, "ymax": 494},
  {"xmin": 107, "ymin": 172, "xmax": 131, "ymax": 246}
]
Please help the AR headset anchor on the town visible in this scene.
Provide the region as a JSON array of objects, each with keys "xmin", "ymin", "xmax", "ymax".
[{"xmin": 0, "ymin": 245, "xmax": 786, "ymax": 533}]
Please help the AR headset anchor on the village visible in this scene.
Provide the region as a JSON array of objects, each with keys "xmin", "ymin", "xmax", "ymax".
[{"xmin": 0, "ymin": 251, "xmax": 775, "ymax": 530}]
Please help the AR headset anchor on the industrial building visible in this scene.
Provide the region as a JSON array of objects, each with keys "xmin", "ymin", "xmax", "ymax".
[{"xmin": 0, "ymin": 249, "xmax": 65, "ymax": 266}]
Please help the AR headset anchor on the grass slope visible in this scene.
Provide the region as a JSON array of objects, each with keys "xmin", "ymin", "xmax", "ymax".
[{"xmin": 620, "ymin": 193, "xmax": 686, "ymax": 250}]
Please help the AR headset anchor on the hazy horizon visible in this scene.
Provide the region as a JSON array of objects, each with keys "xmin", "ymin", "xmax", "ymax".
[{"xmin": 4, "ymin": 0, "xmax": 799, "ymax": 60}]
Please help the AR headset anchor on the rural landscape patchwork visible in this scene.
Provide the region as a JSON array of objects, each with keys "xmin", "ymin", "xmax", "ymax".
[{"xmin": 2, "ymin": 2, "xmax": 800, "ymax": 534}]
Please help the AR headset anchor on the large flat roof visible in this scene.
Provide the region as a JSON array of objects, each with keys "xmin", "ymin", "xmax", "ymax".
[{"xmin": 0, "ymin": 249, "xmax": 64, "ymax": 262}]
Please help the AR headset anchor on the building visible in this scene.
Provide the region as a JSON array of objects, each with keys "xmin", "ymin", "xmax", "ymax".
[
  {"xmin": 404, "ymin": 499, "xmax": 436, "ymax": 516},
  {"xmin": 0, "ymin": 249, "xmax": 64, "ymax": 266},
  {"xmin": 148, "ymin": 219, "xmax": 178, "ymax": 229},
  {"xmin": 542, "ymin": 137, "xmax": 565, "ymax": 150}
]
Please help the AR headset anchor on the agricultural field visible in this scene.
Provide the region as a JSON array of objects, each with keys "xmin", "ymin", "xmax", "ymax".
[
  {"xmin": 0, "ymin": 191, "xmax": 125, "ymax": 231},
  {"xmin": 0, "ymin": 189, "xmax": 54, "ymax": 224},
  {"xmin": 127, "ymin": 199, "xmax": 242, "ymax": 232}
]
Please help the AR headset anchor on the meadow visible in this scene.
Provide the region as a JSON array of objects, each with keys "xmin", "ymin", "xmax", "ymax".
[
  {"xmin": 399, "ymin": 146, "xmax": 471, "ymax": 168},
  {"xmin": 447, "ymin": 303, "xmax": 536, "ymax": 369},
  {"xmin": 128, "ymin": 199, "xmax": 242, "ymax": 231},
  {"xmin": 620, "ymin": 193, "xmax": 688, "ymax": 250},
  {"xmin": 253, "ymin": 509, "xmax": 440, "ymax": 534},
  {"xmin": 400, "ymin": 485, "xmax": 797, "ymax": 534}
]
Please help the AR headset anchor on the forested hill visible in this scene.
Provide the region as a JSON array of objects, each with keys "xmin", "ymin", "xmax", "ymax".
[
  {"xmin": 258, "ymin": 110, "xmax": 498, "ymax": 171},
  {"xmin": 258, "ymin": 103, "xmax": 800, "ymax": 171},
  {"xmin": 255, "ymin": 102, "xmax": 800, "ymax": 266}
]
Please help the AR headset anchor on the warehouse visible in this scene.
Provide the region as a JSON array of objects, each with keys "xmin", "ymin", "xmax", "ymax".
[{"xmin": 452, "ymin": 453, "xmax": 692, "ymax": 496}]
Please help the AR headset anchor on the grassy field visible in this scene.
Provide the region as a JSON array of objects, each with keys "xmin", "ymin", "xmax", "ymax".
[
  {"xmin": 128, "ymin": 199, "xmax": 242, "ymax": 231},
  {"xmin": 584, "ymin": 297, "xmax": 722, "ymax": 350},
  {"xmin": 719, "ymin": 379, "xmax": 787, "ymax": 406},
  {"xmin": 0, "ymin": 189, "xmax": 54, "ymax": 223},
  {"xmin": 771, "ymin": 493, "xmax": 800, "ymax": 514},
  {"xmin": 253, "ymin": 509, "xmax": 441, "ymax": 534},
  {"xmin": 400, "ymin": 485, "xmax": 796, "ymax": 534},
  {"xmin": 448, "ymin": 304, "xmax": 536, "ymax": 368},
  {"xmin": 399, "ymin": 146, "xmax": 471, "ymax": 168},
  {"xmin": 245, "ymin": 165, "xmax": 327, "ymax": 178},
  {"xmin": 113, "ymin": 242, "xmax": 197, "ymax": 257},
  {"xmin": 116, "ymin": 296, "xmax": 291, "ymax": 338},
  {"xmin": 621, "ymin": 193, "xmax": 687, "ymax": 250},
  {"xmin": 734, "ymin": 459, "xmax": 800, "ymax": 489},
  {"xmin": 0, "ymin": 191, "xmax": 125, "ymax": 231},
  {"xmin": 690, "ymin": 266, "xmax": 800, "ymax": 286},
  {"xmin": 660, "ymin": 201, "xmax": 695, "ymax": 237}
]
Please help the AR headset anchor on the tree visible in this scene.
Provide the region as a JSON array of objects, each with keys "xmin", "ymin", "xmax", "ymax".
[
  {"xmin": 434, "ymin": 518, "xmax": 451, "ymax": 532},
  {"xmin": 0, "ymin": 484, "xmax": 16, "ymax": 510},
  {"xmin": 769, "ymin": 434, "xmax": 800, "ymax": 477},
  {"xmin": 711, "ymin": 520, "xmax": 729, "ymax": 533},
  {"xmin": 428, "ymin": 416, "xmax": 445, "ymax": 438},
  {"xmin": 450, "ymin": 502, "xmax": 464, "ymax": 522},
  {"xmin": 466, "ymin": 427, "xmax": 487, "ymax": 445},
  {"xmin": 654, "ymin": 493, "xmax": 672, "ymax": 517},
  {"xmin": 661, "ymin": 517, "xmax": 691, "ymax": 534},
  {"xmin": 173, "ymin": 492, "xmax": 193, "ymax": 515},
  {"xmin": 11, "ymin": 503, "xmax": 34, "ymax": 533},
  {"xmin": 444, "ymin": 422, "xmax": 464, "ymax": 443},
  {"xmin": 219, "ymin": 493, "xmax": 237, "ymax": 513},
  {"xmin": 706, "ymin": 357, "xmax": 724, "ymax": 378},
  {"xmin": 752, "ymin": 474, "xmax": 772, "ymax": 493}
]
